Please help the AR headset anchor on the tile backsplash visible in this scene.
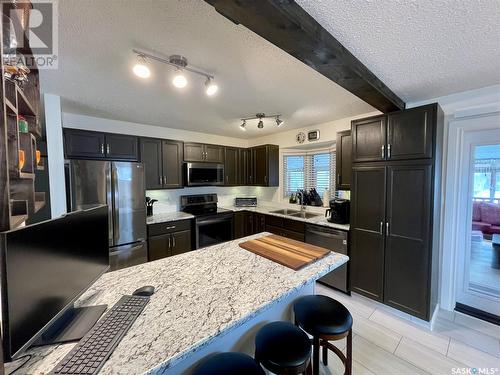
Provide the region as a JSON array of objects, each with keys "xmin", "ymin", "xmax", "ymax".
[{"xmin": 146, "ymin": 186, "xmax": 279, "ymax": 214}]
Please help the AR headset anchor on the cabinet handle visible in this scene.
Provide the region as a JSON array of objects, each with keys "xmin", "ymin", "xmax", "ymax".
[
  {"xmin": 163, "ymin": 176, "xmax": 167, "ymax": 186},
  {"xmin": 264, "ymin": 175, "xmax": 268, "ymax": 184},
  {"xmin": 172, "ymin": 234, "xmax": 176, "ymax": 248},
  {"xmin": 381, "ymin": 145, "xmax": 385, "ymax": 158},
  {"xmin": 101, "ymin": 144, "xmax": 105, "ymax": 154},
  {"xmin": 387, "ymin": 144, "xmax": 392, "ymax": 159},
  {"xmin": 226, "ymin": 175, "xmax": 229, "ymax": 182},
  {"xmin": 106, "ymin": 144, "xmax": 110, "ymax": 154},
  {"xmin": 380, "ymin": 221, "xmax": 383, "ymax": 235},
  {"xmin": 159, "ymin": 176, "xmax": 163, "ymax": 186},
  {"xmin": 166, "ymin": 225, "xmax": 176, "ymax": 230},
  {"xmin": 386, "ymin": 222, "xmax": 390, "ymax": 236},
  {"xmin": 168, "ymin": 236, "xmax": 171, "ymax": 249},
  {"xmin": 338, "ymin": 174, "xmax": 341, "ymax": 184}
]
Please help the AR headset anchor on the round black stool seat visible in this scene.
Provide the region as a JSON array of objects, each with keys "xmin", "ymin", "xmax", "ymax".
[
  {"xmin": 294, "ymin": 295, "xmax": 352, "ymax": 336},
  {"xmin": 255, "ymin": 321, "xmax": 311, "ymax": 374},
  {"xmin": 192, "ymin": 352, "xmax": 265, "ymax": 375}
]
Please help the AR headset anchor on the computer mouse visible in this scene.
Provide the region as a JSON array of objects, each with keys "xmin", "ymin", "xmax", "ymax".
[{"xmin": 132, "ymin": 285, "xmax": 155, "ymax": 297}]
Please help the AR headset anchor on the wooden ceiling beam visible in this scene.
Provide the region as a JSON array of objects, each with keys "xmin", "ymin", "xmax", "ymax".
[{"xmin": 204, "ymin": 0, "xmax": 405, "ymax": 112}]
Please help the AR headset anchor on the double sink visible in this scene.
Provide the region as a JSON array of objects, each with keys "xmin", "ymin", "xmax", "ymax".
[{"xmin": 269, "ymin": 209, "xmax": 321, "ymax": 219}]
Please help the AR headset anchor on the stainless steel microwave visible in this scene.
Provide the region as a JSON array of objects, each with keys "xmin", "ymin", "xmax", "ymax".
[{"xmin": 185, "ymin": 163, "xmax": 224, "ymax": 186}]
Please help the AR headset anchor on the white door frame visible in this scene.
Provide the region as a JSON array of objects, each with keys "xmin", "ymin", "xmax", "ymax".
[
  {"xmin": 440, "ymin": 111, "xmax": 500, "ymax": 312},
  {"xmin": 455, "ymin": 129, "xmax": 500, "ymax": 314}
]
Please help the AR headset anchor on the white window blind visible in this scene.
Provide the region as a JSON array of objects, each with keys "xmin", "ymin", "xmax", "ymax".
[{"xmin": 283, "ymin": 150, "xmax": 336, "ymax": 198}]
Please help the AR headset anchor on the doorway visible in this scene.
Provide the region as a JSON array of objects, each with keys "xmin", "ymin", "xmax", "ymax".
[{"xmin": 455, "ymin": 131, "xmax": 500, "ymax": 318}]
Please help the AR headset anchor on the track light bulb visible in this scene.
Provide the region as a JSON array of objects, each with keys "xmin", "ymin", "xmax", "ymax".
[
  {"xmin": 133, "ymin": 55, "xmax": 151, "ymax": 79},
  {"xmin": 172, "ymin": 71, "xmax": 188, "ymax": 88},
  {"xmin": 240, "ymin": 120, "xmax": 246, "ymax": 131},
  {"xmin": 257, "ymin": 119, "xmax": 264, "ymax": 129},
  {"xmin": 276, "ymin": 116, "xmax": 284, "ymax": 127},
  {"xmin": 205, "ymin": 78, "xmax": 218, "ymax": 96}
]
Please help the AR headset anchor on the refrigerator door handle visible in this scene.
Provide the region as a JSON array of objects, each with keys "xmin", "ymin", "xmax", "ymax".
[
  {"xmin": 112, "ymin": 163, "xmax": 120, "ymax": 245},
  {"xmin": 106, "ymin": 162, "xmax": 114, "ymax": 247}
]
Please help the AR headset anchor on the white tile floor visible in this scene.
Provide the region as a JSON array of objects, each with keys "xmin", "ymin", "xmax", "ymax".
[{"xmin": 314, "ymin": 283, "xmax": 500, "ymax": 375}]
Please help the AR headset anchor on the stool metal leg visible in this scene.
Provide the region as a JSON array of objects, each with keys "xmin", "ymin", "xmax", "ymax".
[
  {"xmin": 346, "ymin": 329, "xmax": 353, "ymax": 375},
  {"xmin": 312, "ymin": 336, "xmax": 320, "ymax": 375},
  {"xmin": 322, "ymin": 339, "xmax": 328, "ymax": 366}
]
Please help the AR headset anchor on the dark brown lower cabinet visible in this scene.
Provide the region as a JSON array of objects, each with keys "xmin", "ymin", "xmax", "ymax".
[
  {"xmin": 147, "ymin": 220, "xmax": 192, "ymax": 261},
  {"xmin": 350, "ymin": 161, "xmax": 435, "ymax": 320},
  {"xmin": 234, "ymin": 211, "xmax": 254, "ymax": 238},
  {"xmin": 350, "ymin": 165, "xmax": 386, "ymax": 301},
  {"xmin": 254, "ymin": 213, "xmax": 266, "ymax": 233},
  {"xmin": 384, "ymin": 163, "xmax": 432, "ymax": 317}
]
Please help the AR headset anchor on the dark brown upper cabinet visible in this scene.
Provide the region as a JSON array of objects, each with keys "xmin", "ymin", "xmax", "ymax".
[
  {"xmin": 335, "ymin": 130, "xmax": 352, "ymax": 190},
  {"xmin": 351, "ymin": 116, "xmax": 386, "ymax": 163},
  {"xmin": 184, "ymin": 142, "xmax": 224, "ymax": 163},
  {"xmin": 240, "ymin": 148, "xmax": 252, "ymax": 185},
  {"xmin": 251, "ymin": 145, "xmax": 279, "ymax": 187},
  {"xmin": 350, "ymin": 165, "xmax": 386, "ymax": 302},
  {"xmin": 224, "ymin": 147, "xmax": 240, "ymax": 186},
  {"xmin": 140, "ymin": 138, "xmax": 183, "ymax": 190},
  {"xmin": 64, "ymin": 129, "xmax": 138, "ymax": 161},
  {"xmin": 387, "ymin": 106, "xmax": 434, "ymax": 160},
  {"xmin": 352, "ymin": 104, "xmax": 437, "ymax": 163},
  {"xmin": 140, "ymin": 138, "xmax": 163, "ymax": 189}
]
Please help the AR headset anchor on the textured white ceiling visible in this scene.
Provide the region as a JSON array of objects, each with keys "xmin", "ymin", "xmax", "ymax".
[
  {"xmin": 39, "ymin": 0, "xmax": 373, "ymax": 138},
  {"xmin": 296, "ymin": 0, "xmax": 500, "ymax": 102}
]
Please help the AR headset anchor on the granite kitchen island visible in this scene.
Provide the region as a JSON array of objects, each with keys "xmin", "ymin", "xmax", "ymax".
[{"xmin": 19, "ymin": 233, "xmax": 348, "ymax": 375}]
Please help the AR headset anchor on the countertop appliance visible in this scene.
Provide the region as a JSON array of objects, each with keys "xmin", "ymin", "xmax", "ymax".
[
  {"xmin": 235, "ymin": 197, "xmax": 258, "ymax": 207},
  {"xmin": 184, "ymin": 162, "xmax": 224, "ymax": 186},
  {"xmin": 0, "ymin": 206, "xmax": 109, "ymax": 361},
  {"xmin": 66, "ymin": 160, "xmax": 148, "ymax": 270},
  {"xmin": 181, "ymin": 194, "xmax": 233, "ymax": 249},
  {"xmin": 325, "ymin": 199, "xmax": 350, "ymax": 224},
  {"xmin": 305, "ymin": 224, "xmax": 349, "ymax": 293}
]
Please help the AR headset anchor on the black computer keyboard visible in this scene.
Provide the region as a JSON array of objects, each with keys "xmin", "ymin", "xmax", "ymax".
[{"xmin": 50, "ymin": 295, "xmax": 149, "ymax": 375}]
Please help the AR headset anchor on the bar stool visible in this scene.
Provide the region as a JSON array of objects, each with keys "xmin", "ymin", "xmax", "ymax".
[
  {"xmin": 254, "ymin": 321, "xmax": 312, "ymax": 375},
  {"xmin": 294, "ymin": 295, "xmax": 353, "ymax": 375},
  {"xmin": 192, "ymin": 352, "xmax": 265, "ymax": 375}
]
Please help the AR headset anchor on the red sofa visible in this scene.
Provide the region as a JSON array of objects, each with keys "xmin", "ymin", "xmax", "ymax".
[{"xmin": 472, "ymin": 201, "xmax": 500, "ymax": 235}]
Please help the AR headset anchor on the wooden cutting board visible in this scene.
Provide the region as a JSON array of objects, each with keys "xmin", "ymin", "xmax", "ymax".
[{"xmin": 239, "ymin": 234, "xmax": 331, "ymax": 270}]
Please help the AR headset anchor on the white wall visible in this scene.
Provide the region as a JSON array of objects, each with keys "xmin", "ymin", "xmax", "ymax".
[
  {"xmin": 63, "ymin": 113, "xmax": 249, "ymax": 148},
  {"xmin": 407, "ymin": 84, "xmax": 500, "ymax": 312},
  {"xmin": 44, "ymin": 94, "xmax": 67, "ymax": 218}
]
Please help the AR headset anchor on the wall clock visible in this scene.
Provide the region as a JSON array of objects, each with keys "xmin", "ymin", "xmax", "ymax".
[{"xmin": 296, "ymin": 132, "xmax": 306, "ymax": 144}]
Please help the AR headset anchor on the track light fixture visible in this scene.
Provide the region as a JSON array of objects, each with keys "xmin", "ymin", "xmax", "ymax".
[
  {"xmin": 132, "ymin": 49, "xmax": 218, "ymax": 96},
  {"xmin": 240, "ymin": 120, "xmax": 246, "ymax": 131},
  {"xmin": 240, "ymin": 113, "xmax": 284, "ymax": 130}
]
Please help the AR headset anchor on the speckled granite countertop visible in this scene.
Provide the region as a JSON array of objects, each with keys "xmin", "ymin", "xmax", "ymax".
[
  {"xmin": 146, "ymin": 211, "xmax": 194, "ymax": 225},
  {"xmin": 147, "ymin": 205, "xmax": 350, "ymax": 231},
  {"xmin": 19, "ymin": 233, "xmax": 348, "ymax": 375}
]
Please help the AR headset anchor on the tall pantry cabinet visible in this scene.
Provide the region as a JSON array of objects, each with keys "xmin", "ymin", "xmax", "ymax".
[{"xmin": 349, "ymin": 104, "xmax": 444, "ymax": 320}]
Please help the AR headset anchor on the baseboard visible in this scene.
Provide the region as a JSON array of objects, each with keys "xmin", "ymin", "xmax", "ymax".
[{"xmin": 455, "ymin": 303, "xmax": 500, "ymax": 326}]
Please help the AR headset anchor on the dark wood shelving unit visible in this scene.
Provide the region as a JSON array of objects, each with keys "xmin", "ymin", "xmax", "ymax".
[{"xmin": 0, "ymin": 0, "xmax": 46, "ymax": 231}]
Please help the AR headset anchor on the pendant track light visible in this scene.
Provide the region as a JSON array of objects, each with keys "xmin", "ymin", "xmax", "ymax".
[
  {"xmin": 131, "ymin": 49, "xmax": 219, "ymax": 95},
  {"xmin": 240, "ymin": 120, "xmax": 246, "ymax": 131},
  {"xmin": 239, "ymin": 113, "xmax": 284, "ymax": 130}
]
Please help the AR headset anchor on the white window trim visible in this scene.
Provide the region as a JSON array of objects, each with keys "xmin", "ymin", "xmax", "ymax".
[{"xmin": 282, "ymin": 146, "xmax": 336, "ymax": 199}]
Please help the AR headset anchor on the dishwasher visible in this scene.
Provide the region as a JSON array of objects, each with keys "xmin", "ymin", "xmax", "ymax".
[{"xmin": 305, "ymin": 224, "xmax": 349, "ymax": 294}]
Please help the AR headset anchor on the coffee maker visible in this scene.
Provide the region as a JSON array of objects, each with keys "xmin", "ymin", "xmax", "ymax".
[{"xmin": 325, "ymin": 199, "xmax": 350, "ymax": 224}]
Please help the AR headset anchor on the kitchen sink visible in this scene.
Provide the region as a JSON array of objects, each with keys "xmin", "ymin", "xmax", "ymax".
[
  {"xmin": 269, "ymin": 209, "xmax": 300, "ymax": 215},
  {"xmin": 290, "ymin": 211, "xmax": 322, "ymax": 219}
]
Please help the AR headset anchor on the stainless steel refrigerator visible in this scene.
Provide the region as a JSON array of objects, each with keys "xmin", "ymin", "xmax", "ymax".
[{"xmin": 66, "ymin": 160, "xmax": 147, "ymax": 271}]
